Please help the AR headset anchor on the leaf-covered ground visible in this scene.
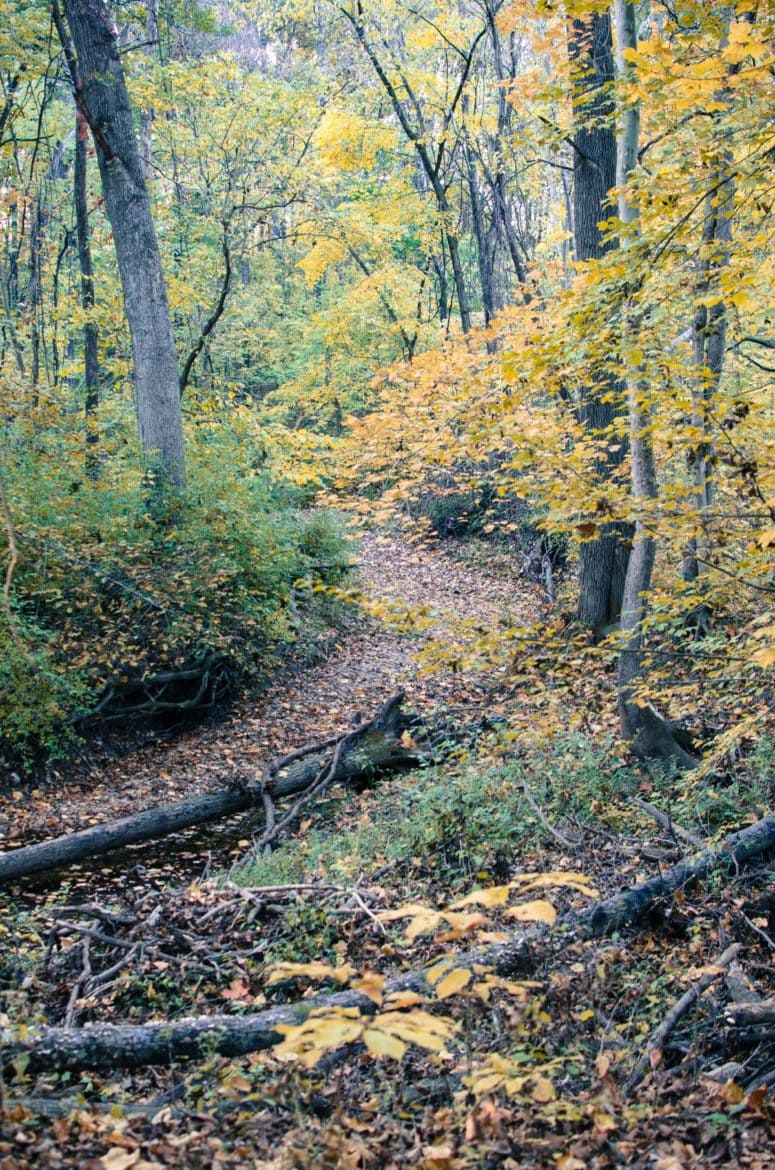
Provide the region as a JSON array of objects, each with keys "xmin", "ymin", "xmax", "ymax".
[{"xmin": 1, "ymin": 531, "xmax": 773, "ymax": 1168}]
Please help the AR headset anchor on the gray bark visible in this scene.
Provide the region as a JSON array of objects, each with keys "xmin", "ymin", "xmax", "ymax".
[
  {"xmin": 57, "ymin": 0, "xmax": 185, "ymax": 489},
  {"xmin": 613, "ymin": 0, "xmax": 692, "ymax": 765},
  {"xmin": 74, "ymin": 113, "xmax": 100, "ymax": 472},
  {"xmin": 464, "ymin": 133, "xmax": 497, "ymax": 327},
  {"xmin": 138, "ymin": 0, "xmax": 159, "ymax": 181},
  {"xmin": 683, "ymin": 43, "xmax": 737, "ymax": 605}
]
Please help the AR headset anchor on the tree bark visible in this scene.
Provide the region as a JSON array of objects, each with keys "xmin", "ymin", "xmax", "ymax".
[
  {"xmin": 74, "ymin": 112, "xmax": 100, "ymax": 474},
  {"xmin": 55, "ymin": 0, "xmax": 185, "ymax": 490},
  {"xmin": 682, "ymin": 98, "xmax": 735, "ymax": 619},
  {"xmin": 4, "ymin": 814, "xmax": 772, "ymax": 1074},
  {"xmin": 464, "ymin": 131, "xmax": 497, "ymax": 327},
  {"xmin": 0, "ymin": 695, "xmax": 421, "ymax": 885},
  {"xmin": 569, "ymin": 10, "xmax": 631, "ymax": 636}
]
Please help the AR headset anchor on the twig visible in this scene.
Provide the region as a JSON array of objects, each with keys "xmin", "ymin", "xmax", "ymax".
[
  {"xmin": 740, "ymin": 911, "xmax": 775, "ymax": 953},
  {"xmin": 344, "ymin": 888, "xmax": 388, "ymax": 934},
  {"xmin": 521, "ymin": 776, "xmax": 581, "ymax": 851},
  {"xmin": 64, "ymin": 937, "xmax": 92, "ymax": 1027},
  {"xmin": 632, "ymin": 797, "xmax": 704, "ymax": 849},
  {"xmin": 625, "ymin": 942, "xmax": 740, "ymax": 1093}
]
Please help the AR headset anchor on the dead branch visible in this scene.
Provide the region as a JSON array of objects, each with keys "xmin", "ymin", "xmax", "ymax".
[
  {"xmin": 724, "ymin": 1001, "xmax": 775, "ymax": 1028},
  {"xmin": 0, "ymin": 692, "xmax": 422, "ymax": 885},
  {"xmin": 3, "ymin": 815, "xmax": 773, "ymax": 1075},
  {"xmin": 632, "ymin": 797, "xmax": 705, "ymax": 849},
  {"xmin": 625, "ymin": 942, "xmax": 740, "ymax": 1092}
]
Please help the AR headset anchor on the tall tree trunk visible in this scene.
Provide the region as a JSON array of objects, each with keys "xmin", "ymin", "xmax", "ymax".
[
  {"xmin": 569, "ymin": 9, "xmax": 631, "ymax": 638},
  {"xmin": 682, "ymin": 175, "xmax": 733, "ymax": 603},
  {"xmin": 464, "ymin": 133, "xmax": 496, "ymax": 327},
  {"xmin": 139, "ymin": 0, "xmax": 159, "ymax": 180},
  {"xmin": 55, "ymin": 0, "xmax": 185, "ymax": 490},
  {"xmin": 682, "ymin": 26, "xmax": 739, "ymax": 626},
  {"xmin": 74, "ymin": 112, "xmax": 100, "ymax": 474},
  {"xmin": 613, "ymin": 0, "xmax": 693, "ymax": 766}
]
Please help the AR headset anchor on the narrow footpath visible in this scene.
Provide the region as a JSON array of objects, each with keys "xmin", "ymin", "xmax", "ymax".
[{"xmin": 0, "ymin": 531, "xmax": 532, "ymax": 891}]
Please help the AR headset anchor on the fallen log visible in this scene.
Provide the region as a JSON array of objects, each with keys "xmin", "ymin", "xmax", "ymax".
[
  {"xmin": 0, "ymin": 692, "xmax": 421, "ymax": 885},
  {"xmin": 565, "ymin": 815, "xmax": 775, "ymax": 936},
  {"xmin": 724, "ymin": 1001, "xmax": 775, "ymax": 1028},
  {"xmin": 2, "ymin": 815, "xmax": 773, "ymax": 1075}
]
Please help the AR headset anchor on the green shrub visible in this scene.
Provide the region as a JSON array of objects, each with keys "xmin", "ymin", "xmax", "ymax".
[{"xmin": 0, "ymin": 420, "xmax": 350, "ymax": 764}]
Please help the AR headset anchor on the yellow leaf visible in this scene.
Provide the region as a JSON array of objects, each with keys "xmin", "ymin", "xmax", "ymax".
[
  {"xmin": 377, "ymin": 1008, "xmax": 457, "ymax": 1052},
  {"xmin": 435, "ymin": 968, "xmax": 472, "ymax": 999},
  {"xmin": 385, "ymin": 990, "xmax": 425, "ymax": 1009},
  {"xmin": 452, "ymin": 885, "xmax": 511, "ymax": 909},
  {"xmin": 531, "ymin": 1074, "xmax": 555, "ymax": 1103},
  {"xmin": 505, "ymin": 899, "xmax": 557, "ymax": 925},
  {"xmin": 352, "ymin": 971, "xmax": 386, "ymax": 1005},
  {"xmin": 266, "ymin": 961, "xmax": 355, "ymax": 986},
  {"xmin": 363, "ymin": 1027, "xmax": 407, "ymax": 1061}
]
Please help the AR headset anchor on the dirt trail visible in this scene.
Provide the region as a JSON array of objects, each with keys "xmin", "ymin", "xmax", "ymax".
[{"xmin": 0, "ymin": 532, "xmax": 532, "ymax": 887}]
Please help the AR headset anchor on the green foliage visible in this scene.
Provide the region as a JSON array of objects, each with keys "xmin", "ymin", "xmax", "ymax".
[
  {"xmin": 0, "ymin": 412, "xmax": 350, "ymax": 761},
  {"xmin": 236, "ymin": 735, "xmax": 640, "ymax": 891}
]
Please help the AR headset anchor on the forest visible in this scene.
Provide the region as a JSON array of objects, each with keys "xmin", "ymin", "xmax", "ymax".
[{"xmin": 0, "ymin": 0, "xmax": 773, "ymax": 1164}]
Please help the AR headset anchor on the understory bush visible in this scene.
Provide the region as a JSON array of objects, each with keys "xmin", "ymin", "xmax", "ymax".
[
  {"xmin": 235, "ymin": 729, "xmax": 771, "ymax": 895},
  {"xmin": 0, "ymin": 420, "xmax": 349, "ymax": 767}
]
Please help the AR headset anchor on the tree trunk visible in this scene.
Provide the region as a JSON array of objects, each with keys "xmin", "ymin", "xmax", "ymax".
[
  {"xmin": 74, "ymin": 112, "xmax": 100, "ymax": 474},
  {"xmin": 464, "ymin": 133, "xmax": 497, "ymax": 327},
  {"xmin": 682, "ymin": 109, "xmax": 735, "ymax": 626},
  {"xmin": 139, "ymin": 0, "xmax": 159, "ymax": 181},
  {"xmin": 56, "ymin": 0, "xmax": 185, "ymax": 490},
  {"xmin": 569, "ymin": 10, "xmax": 631, "ymax": 636},
  {"xmin": 613, "ymin": 0, "xmax": 692, "ymax": 765}
]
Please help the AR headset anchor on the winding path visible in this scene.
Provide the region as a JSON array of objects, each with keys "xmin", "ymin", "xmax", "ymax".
[{"xmin": 0, "ymin": 531, "xmax": 533, "ymax": 890}]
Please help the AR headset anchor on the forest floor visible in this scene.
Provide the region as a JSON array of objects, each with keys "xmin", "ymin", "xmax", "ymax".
[
  {"xmin": 1, "ymin": 529, "xmax": 773, "ymax": 1169},
  {"xmin": 0, "ymin": 530, "xmax": 527, "ymax": 891}
]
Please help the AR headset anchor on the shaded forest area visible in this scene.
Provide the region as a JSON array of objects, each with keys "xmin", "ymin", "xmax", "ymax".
[{"xmin": 0, "ymin": 0, "xmax": 773, "ymax": 1165}]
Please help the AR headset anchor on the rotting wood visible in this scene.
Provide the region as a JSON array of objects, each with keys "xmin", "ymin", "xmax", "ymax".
[
  {"xmin": 0, "ymin": 692, "xmax": 422, "ymax": 885},
  {"xmin": 2, "ymin": 815, "xmax": 773, "ymax": 1075},
  {"xmin": 724, "ymin": 1001, "xmax": 775, "ymax": 1028}
]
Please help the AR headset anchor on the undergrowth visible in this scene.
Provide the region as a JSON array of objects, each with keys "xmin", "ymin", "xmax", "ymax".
[
  {"xmin": 237, "ymin": 735, "xmax": 634, "ymax": 891},
  {"xmin": 236, "ymin": 731, "xmax": 772, "ymax": 896}
]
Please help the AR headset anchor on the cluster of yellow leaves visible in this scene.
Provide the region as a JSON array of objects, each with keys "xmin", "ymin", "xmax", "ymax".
[
  {"xmin": 274, "ymin": 1001, "xmax": 457, "ymax": 1067},
  {"xmin": 265, "ymin": 871, "xmax": 597, "ymax": 1069},
  {"xmin": 313, "ymin": 107, "xmax": 397, "ymax": 172},
  {"xmin": 465, "ymin": 1052, "xmax": 556, "ymax": 1104},
  {"xmin": 378, "ymin": 872, "xmax": 598, "ymax": 941}
]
